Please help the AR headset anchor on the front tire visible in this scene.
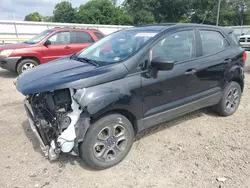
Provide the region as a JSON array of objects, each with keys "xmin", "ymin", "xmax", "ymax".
[
  {"xmin": 214, "ymin": 81, "xmax": 242, "ymax": 116},
  {"xmin": 79, "ymin": 114, "xmax": 134, "ymax": 170},
  {"xmin": 17, "ymin": 59, "xmax": 39, "ymax": 75}
]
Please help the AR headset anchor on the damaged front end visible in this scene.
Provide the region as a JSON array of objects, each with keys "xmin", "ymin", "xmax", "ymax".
[
  {"xmin": 24, "ymin": 88, "xmax": 90, "ymax": 160},
  {"xmin": 15, "ymin": 56, "xmax": 128, "ymax": 161}
]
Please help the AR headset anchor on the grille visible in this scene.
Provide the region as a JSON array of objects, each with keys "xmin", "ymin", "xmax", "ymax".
[
  {"xmin": 247, "ymin": 38, "xmax": 250, "ymax": 42},
  {"xmin": 239, "ymin": 38, "xmax": 246, "ymax": 42}
]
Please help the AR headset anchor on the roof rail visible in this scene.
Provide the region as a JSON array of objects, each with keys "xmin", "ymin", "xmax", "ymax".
[{"xmin": 52, "ymin": 26, "xmax": 100, "ymax": 30}]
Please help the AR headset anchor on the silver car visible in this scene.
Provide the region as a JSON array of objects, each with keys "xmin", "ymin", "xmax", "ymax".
[{"xmin": 239, "ymin": 31, "xmax": 250, "ymax": 50}]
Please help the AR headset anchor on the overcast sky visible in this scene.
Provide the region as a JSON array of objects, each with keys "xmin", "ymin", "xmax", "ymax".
[{"xmin": 0, "ymin": 0, "xmax": 123, "ymax": 21}]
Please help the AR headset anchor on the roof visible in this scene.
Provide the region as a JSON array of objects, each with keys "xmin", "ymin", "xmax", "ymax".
[
  {"xmin": 130, "ymin": 23, "xmax": 229, "ymax": 32},
  {"xmin": 126, "ymin": 25, "xmax": 168, "ymax": 32}
]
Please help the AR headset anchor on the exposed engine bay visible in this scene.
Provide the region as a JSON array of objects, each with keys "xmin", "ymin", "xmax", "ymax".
[{"xmin": 25, "ymin": 88, "xmax": 84, "ymax": 160}]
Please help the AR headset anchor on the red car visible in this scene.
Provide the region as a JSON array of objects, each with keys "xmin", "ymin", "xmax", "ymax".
[{"xmin": 0, "ymin": 28, "xmax": 104, "ymax": 74}]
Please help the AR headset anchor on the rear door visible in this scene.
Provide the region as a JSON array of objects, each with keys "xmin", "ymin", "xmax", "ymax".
[
  {"xmin": 70, "ymin": 31, "xmax": 94, "ymax": 53},
  {"xmin": 192, "ymin": 28, "xmax": 233, "ymax": 94},
  {"xmin": 42, "ymin": 31, "xmax": 72, "ymax": 62}
]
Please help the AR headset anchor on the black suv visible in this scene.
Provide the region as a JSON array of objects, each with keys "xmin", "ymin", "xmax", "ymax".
[{"xmin": 15, "ymin": 24, "xmax": 246, "ymax": 170}]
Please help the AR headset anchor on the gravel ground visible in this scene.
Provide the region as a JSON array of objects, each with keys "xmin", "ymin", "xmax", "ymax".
[{"xmin": 0, "ymin": 54, "xmax": 250, "ymax": 188}]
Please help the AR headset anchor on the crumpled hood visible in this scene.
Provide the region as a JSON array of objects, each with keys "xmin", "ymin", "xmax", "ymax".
[{"xmin": 15, "ymin": 56, "xmax": 128, "ymax": 95}]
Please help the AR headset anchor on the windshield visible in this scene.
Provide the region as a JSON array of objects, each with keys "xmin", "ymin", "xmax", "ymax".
[
  {"xmin": 77, "ymin": 29, "xmax": 159, "ymax": 65},
  {"xmin": 24, "ymin": 30, "xmax": 52, "ymax": 44},
  {"xmin": 246, "ymin": 31, "xmax": 250, "ymax": 35}
]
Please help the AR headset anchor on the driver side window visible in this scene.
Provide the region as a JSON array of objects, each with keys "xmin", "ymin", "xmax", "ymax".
[
  {"xmin": 48, "ymin": 32, "xmax": 70, "ymax": 45},
  {"xmin": 152, "ymin": 30, "xmax": 195, "ymax": 62}
]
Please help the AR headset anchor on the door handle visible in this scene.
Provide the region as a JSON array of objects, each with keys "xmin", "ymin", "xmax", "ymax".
[
  {"xmin": 184, "ymin": 69, "xmax": 196, "ymax": 75},
  {"xmin": 65, "ymin": 46, "xmax": 71, "ymax": 49}
]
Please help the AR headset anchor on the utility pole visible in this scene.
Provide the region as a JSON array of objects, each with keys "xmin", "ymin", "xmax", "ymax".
[{"xmin": 216, "ymin": 0, "xmax": 221, "ymax": 26}]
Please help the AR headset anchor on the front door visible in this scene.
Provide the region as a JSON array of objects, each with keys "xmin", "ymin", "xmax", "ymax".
[
  {"xmin": 42, "ymin": 31, "xmax": 73, "ymax": 63},
  {"xmin": 141, "ymin": 29, "xmax": 199, "ymax": 128}
]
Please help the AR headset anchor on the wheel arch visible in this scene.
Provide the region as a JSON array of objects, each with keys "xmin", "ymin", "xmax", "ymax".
[
  {"xmin": 91, "ymin": 109, "xmax": 139, "ymax": 135},
  {"xmin": 15, "ymin": 56, "xmax": 40, "ymax": 72},
  {"xmin": 226, "ymin": 65, "xmax": 244, "ymax": 92},
  {"xmin": 231, "ymin": 77, "xmax": 244, "ymax": 92}
]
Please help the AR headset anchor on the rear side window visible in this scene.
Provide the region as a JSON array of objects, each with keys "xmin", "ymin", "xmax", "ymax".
[
  {"xmin": 72, "ymin": 31, "xmax": 94, "ymax": 43},
  {"xmin": 94, "ymin": 32, "xmax": 104, "ymax": 40},
  {"xmin": 200, "ymin": 30, "xmax": 229, "ymax": 56}
]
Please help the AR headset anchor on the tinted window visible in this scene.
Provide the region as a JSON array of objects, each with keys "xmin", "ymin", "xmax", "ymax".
[
  {"xmin": 72, "ymin": 31, "xmax": 94, "ymax": 43},
  {"xmin": 152, "ymin": 30, "xmax": 195, "ymax": 62},
  {"xmin": 200, "ymin": 30, "xmax": 229, "ymax": 56},
  {"xmin": 94, "ymin": 32, "xmax": 104, "ymax": 40},
  {"xmin": 48, "ymin": 32, "xmax": 70, "ymax": 45}
]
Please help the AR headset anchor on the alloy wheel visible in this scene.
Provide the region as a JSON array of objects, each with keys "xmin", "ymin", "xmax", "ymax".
[
  {"xmin": 225, "ymin": 87, "xmax": 240, "ymax": 113},
  {"xmin": 21, "ymin": 62, "xmax": 35, "ymax": 72},
  {"xmin": 93, "ymin": 124, "xmax": 128, "ymax": 162}
]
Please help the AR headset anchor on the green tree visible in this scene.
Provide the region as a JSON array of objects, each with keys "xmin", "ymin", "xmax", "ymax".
[
  {"xmin": 132, "ymin": 10, "xmax": 155, "ymax": 25},
  {"xmin": 182, "ymin": 0, "xmax": 250, "ymax": 26},
  {"xmin": 124, "ymin": 0, "xmax": 155, "ymax": 24},
  {"xmin": 53, "ymin": 1, "xmax": 77, "ymax": 23},
  {"xmin": 24, "ymin": 12, "xmax": 43, "ymax": 21},
  {"xmin": 77, "ymin": 0, "xmax": 133, "ymax": 25},
  {"xmin": 43, "ymin": 16, "xmax": 54, "ymax": 22},
  {"xmin": 23, "ymin": 0, "xmax": 250, "ymax": 26},
  {"xmin": 187, "ymin": 0, "xmax": 219, "ymax": 24},
  {"xmin": 124, "ymin": 0, "xmax": 250, "ymax": 26},
  {"xmin": 221, "ymin": 0, "xmax": 250, "ymax": 26},
  {"xmin": 124, "ymin": 0, "xmax": 190, "ymax": 24}
]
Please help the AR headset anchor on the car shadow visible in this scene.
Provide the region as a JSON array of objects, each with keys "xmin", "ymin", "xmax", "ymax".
[
  {"xmin": 135, "ymin": 108, "xmax": 218, "ymax": 141},
  {"xmin": 22, "ymin": 120, "xmax": 45, "ymax": 156},
  {"xmin": 0, "ymin": 69, "xmax": 17, "ymax": 78}
]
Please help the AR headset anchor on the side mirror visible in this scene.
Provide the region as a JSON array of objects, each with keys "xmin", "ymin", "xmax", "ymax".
[
  {"xmin": 151, "ymin": 57, "xmax": 175, "ymax": 71},
  {"xmin": 44, "ymin": 40, "xmax": 51, "ymax": 46},
  {"xmin": 242, "ymin": 33, "xmax": 245, "ymax": 36}
]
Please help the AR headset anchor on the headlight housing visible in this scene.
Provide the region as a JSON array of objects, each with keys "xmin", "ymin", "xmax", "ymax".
[{"xmin": 0, "ymin": 49, "xmax": 13, "ymax": 57}]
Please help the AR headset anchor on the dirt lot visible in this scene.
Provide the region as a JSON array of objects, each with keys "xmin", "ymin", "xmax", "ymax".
[{"xmin": 0, "ymin": 55, "xmax": 250, "ymax": 188}]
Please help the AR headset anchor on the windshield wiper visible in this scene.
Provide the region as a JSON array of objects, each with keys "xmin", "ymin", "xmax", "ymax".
[{"xmin": 76, "ymin": 57, "xmax": 99, "ymax": 67}]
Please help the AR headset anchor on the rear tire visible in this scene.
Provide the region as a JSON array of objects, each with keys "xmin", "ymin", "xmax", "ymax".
[
  {"xmin": 17, "ymin": 59, "xmax": 39, "ymax": 75},
  {"xmin": 79, "ymin": 114, "xmax": 134, "ymax": 170},
  {"xmin": 214, "ymin": 81, "xmax": 242, "ymax": 116}
]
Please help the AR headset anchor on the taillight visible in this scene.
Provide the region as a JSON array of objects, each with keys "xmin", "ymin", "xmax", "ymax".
[{"xmin": 242, "ymin": 51, "xmax": 247, "ymax": 63}]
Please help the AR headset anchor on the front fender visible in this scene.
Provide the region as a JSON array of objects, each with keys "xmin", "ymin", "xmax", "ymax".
[
  {"xmin": 12, "ymin": 50, "xmax": 42, "ymax": 63},
  {"xmin": 73, "ymin": 74, "xmax": 142, "ymax": 120},
  {"xmin": 74, "ymin": 87, "xmax": 123, "ymax": 115}
]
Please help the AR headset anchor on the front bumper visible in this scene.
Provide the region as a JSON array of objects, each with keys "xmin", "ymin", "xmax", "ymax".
[
  {"xmin": 23, "ymin": 98, "xmax": 82, "ymax": 159},
  {"xmin": 0, "ymin": 56, "xmax": 21, "ymax": 72}
]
